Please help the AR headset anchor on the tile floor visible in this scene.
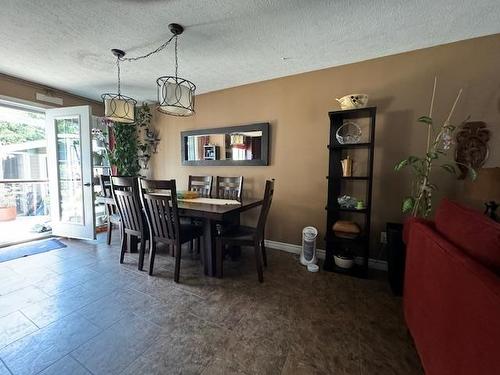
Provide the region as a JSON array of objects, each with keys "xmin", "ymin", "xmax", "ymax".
[{"xmin": 0, "ymin": 235, "xmax": 423, "ymax": 374}]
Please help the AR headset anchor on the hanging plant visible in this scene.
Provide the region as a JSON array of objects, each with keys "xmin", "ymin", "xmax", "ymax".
[{"xmin": 394, "ymin": 78, "xmax": 476, "ymax": 218}]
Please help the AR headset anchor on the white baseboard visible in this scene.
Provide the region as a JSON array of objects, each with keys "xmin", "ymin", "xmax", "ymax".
[{"xmin": 264, "ymin": 239, "xmax": 388, "ymax": 272}]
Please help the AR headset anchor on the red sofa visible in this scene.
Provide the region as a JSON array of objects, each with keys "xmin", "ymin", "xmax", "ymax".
[{"xmin": 403, "ymin": 199, "xmax": 500, "ymax": 375}]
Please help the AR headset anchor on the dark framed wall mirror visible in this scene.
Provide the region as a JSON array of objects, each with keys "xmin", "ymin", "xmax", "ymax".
[{"xmin": 181, "ymin": 123, "xmax": 270, "ymax": 166}]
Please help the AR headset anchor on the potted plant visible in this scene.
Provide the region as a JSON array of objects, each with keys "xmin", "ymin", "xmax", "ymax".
[
  {"xmin": 0, "ymin": 184, "xmax": 17, "ymax": 221},
  {"xmin": 395, "ymin": 78, "xmax": 476, "ymax": 218},
  {"xmin": 388, "ymin": 78, "xmax": 476, "ymax": 295},
  {"xmin": 97, "ymin": 103, "xmax": 157, "ymax": 176}
]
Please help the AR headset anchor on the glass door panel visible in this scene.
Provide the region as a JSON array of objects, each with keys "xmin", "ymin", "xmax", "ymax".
[
  {"xmin": 46, "ymin": 106, "xmax": 95, "ymax": 239},
  {"xmin": 56, "ymin": 116, "xmax": 83, "ymax": 224}
]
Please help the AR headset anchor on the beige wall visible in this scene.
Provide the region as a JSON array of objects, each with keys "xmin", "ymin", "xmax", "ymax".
[
  {"xmin": 0, "ymin": 73, "xmax": 103, "ymax": 115},
  {"xmin": 151, "ymin": 34, "xmax": 500, "ymax": 257}
]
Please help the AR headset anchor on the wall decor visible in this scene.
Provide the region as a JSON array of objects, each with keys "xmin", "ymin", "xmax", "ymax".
[
  {"xmin": 455, "ymin": 121, "xmax": 490, "ymax": 179},
  {"xmin": 336, "ymin": 94, "xmax": 369, "ymax": 110},
  {"xmin": 181, "ymin": 123, "xmax": 269, "ymax": 166}
]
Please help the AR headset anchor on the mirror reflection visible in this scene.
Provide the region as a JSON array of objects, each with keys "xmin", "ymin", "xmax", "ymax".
[
  {"xmin": 185, "ymin": 131, "xmax": 263, "ymax": 161},
  {"xmin": 181, "ymin": 123, "xmax": 269, "ymax": 166}
]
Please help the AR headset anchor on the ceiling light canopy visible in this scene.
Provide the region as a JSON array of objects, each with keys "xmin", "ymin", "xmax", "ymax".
[{"xmin": 101, "ymin": 23, "xmax": 195, "ymax": 123}]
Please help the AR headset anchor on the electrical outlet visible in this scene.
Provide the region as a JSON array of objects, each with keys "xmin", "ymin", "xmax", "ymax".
[{"xmin": 380, "ymin": 231, "xmax": 387, "ymax": 244}]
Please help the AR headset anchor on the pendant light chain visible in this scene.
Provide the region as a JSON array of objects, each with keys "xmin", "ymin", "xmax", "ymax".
[
  {"xmin": 116, "ymin": 57, "xmax": 121, "ymax": 95},
  {"xmin": 118, "ymin": 34, "xmax": 176, "ymax": 63},
  {"xmin": 174, "ymin": 35, "xmax": 179, "ymax": 78}
]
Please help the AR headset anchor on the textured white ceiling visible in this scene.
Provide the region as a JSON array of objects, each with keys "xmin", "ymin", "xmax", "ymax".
[{"xmin": 1, "ymin": 0, "xmax": 499, "ymax": 102}]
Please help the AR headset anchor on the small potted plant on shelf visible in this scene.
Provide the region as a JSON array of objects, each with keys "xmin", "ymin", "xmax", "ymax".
[{"xmin": 0, "ymin": 184, "xmax": 17, "ymax": 222}]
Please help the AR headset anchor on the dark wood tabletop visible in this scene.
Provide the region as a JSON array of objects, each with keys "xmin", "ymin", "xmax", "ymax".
[{"xmin": 176, "ymin": 197, "xmax": 263, "ymax": 220}]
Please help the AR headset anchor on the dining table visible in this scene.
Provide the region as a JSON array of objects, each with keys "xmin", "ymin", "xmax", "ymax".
[
  {"xmin": 97, "ymin": 195, "xmax": 264, "ymax": 277},
  {"xmin": 176, "ymin": 197, "xmax": 263, "ymax": 276}
]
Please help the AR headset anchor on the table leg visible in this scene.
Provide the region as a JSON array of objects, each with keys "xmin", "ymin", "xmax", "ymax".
[{"xmin": 203, "ymin": 219, "xmax": 217, "ymax": 276}]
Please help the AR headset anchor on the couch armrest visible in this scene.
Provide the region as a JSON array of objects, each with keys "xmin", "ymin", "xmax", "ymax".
[
  {"xmin": 402, "ymin": 216, "xmax": 434, "ymax": 244},
  {"xmin": 404, "ymin": 221, "xmax": 500, "ymax": 375}
]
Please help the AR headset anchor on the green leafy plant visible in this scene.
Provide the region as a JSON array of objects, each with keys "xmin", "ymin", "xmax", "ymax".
[
  {"xmin": 395, "ymin": 78, "xmax": 476, "ymax": 218},
  {"xmin": 96, "ymin": 103, "xmax": 157, "ymax": 175}
]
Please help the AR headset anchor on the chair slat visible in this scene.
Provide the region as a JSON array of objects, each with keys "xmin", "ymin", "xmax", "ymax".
[{"xmin": 216, "ymin": 176, "xmax": 243, "ymax": 201}]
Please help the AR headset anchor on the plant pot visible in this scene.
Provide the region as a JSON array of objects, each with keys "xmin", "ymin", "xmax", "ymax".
[
  {"xmin": 387, "ymin": 222, "xmax": 406, "ymax": 296},
  {"xmin": 0, "ymin": 206, "xmax": 16, "ymax": 222}
]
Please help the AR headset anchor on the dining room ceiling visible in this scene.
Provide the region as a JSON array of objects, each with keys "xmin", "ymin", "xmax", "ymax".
[{"xmin": 1, "ymin": 0, "xmax": 499, "ymax": 102}]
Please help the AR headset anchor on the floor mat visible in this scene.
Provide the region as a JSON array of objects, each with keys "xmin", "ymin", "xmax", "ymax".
[{"xmin": 0, "ymin": 238, "xmax": 66, "ymax": 263}]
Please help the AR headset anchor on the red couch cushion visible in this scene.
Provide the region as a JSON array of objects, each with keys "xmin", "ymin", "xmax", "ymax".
[{"xmin": 435, "ymin": 198, "xmax": 500, "ymax": 272}]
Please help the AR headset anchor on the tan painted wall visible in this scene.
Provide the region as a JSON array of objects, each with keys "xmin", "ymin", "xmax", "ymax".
[
  {"xmin": 0, "ymin": 74, "xmax": 103, "ymax": 115},
  {"xmin": 150, "ymin": 34, "xmax": 500, "ymax": 256}
]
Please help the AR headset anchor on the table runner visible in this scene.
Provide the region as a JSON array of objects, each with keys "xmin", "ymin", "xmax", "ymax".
[{"xmin": 177, "ymin": 198, "xmax": 241, "ymax": 205}]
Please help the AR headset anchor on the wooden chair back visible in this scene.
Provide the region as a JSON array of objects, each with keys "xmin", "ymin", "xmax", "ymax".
[
  {"xmin": 111, "ymin": 176, "xmax": 143, "ymax": 236},
  {"xmin": 256, "ymin": 179, "xmax": 275, "ymax": 240},
  {"xmin": 188, "ymin": 175, "xmax": 213, "ymax": 198},
  {"xmin": 140, "ymin": 179, "xmax": 180, "ymax": 244},
  {"xmin": 100, "ymin": 175, "xmax": 116, "ymax": 215},
  {"xmin": 216, "ymin": 176, "xmax": 243, "ymax": 200}
]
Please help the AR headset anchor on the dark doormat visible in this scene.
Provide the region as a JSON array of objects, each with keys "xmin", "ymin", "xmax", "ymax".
[{"xmin": 0, "ymin": 239, "xmax": 67, "ymax": 263}]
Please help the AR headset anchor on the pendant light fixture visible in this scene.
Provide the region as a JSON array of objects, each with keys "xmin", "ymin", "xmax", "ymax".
[
  {"xmin": 101, "ymin": 49, "xmax": 137, "ymax": 123},
  {"xmin": 156, "ymin": 23, "xmax": 196, "ymax": 116},
  {"xmin": 102, "ymin": 23, "xmax": 195, "ymax": 119}
]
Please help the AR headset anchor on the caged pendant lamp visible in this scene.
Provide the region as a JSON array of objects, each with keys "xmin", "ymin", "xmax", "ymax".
[
  {"xmin": 102, "ymin": 23, "xmax": 195, "ymax": 119},
  {"xmin": 101, "ymin": 49, "xmax": 137, "ymax": 123},
  {"xmin": 156, "ymin": 23, "xmax": 196, "ymax": 116}
]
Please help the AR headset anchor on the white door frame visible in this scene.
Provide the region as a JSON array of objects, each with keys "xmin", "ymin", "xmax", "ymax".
[{"xmin": 46, "ymin": 105, "xmax": 95, "ymax": 240}]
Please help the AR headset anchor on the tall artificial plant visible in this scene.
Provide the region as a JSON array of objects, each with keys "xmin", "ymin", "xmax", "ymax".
[{"xmin": 395, "ymin": 78, "xmax": 476, "ymax": 218}]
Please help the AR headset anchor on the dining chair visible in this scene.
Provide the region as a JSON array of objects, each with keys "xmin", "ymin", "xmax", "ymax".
[
  {"xmin": 139, "ymin": 179, "xmax": 204, "ymax": 281},
  {"xmin": 188, "ymin": 175, "xmax": 213, "ymax": 198},
  {"xmin": 100, "ymin": 175, "xmax": 121, "ymax": 245},
  {"xmin": 215, "ymin": 179, "xmax": 275, "ymax": 282},
  {"xmin": 111, "ymin": 176, "xmax": 148, "ymax": 270},
  {"xmin": 216, "ymin": 176, "xmax": 243, "ymax": 200}
]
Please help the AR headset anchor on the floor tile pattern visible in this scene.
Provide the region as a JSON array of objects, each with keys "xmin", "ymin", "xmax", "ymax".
[{"xmin": 0, "ymin": 235, "xmax": 423, "ymax": 374}]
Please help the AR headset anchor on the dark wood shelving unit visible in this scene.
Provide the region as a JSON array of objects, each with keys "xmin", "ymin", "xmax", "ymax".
[{"xmin": 323, "ymin": 106, "xmax": 376, "ymax": 277}]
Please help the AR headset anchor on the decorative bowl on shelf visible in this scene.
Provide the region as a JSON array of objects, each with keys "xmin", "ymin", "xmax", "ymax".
[
  {"xmin": 337, "ymin": 195, "xmax": 358, "ymax": 209},
  {"xmin": 334, "ymin": 254, "xmax": 354, "ymax": 269},
  {"xmin": 336, "ymin": 94, "xmax": 369, "ymax": 110},
  {"xmin": 335, "ymin": 121, "xmax": 362, "ymax": 144}
]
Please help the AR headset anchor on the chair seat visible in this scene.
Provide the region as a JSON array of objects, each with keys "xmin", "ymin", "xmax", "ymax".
[
  {"xmin": 110, "ymin": 213, "xmax": 121, "ymax": 224},
  {"xmin": 180, "ymin": 224, "xmax": 204, "ymax": 243},
  {"xmin": 221, "ymin": 225, "xmax": 256, "ymax": 241}
]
